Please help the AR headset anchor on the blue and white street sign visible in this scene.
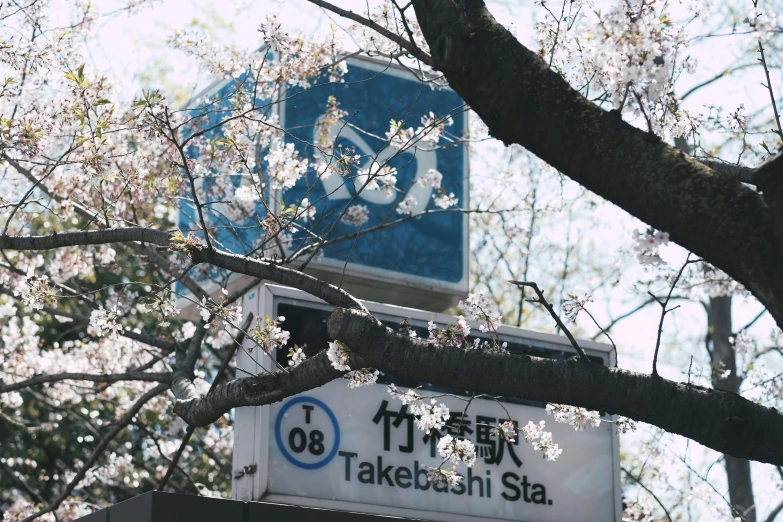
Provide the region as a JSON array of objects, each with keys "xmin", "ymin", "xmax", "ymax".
[
  {"xmin": 178, "ymin": 55, "xmax": 469, "ymax": 311},
  {"xmin": 281, "ymin": 58, "xmax": 469, "ymax": 306}
]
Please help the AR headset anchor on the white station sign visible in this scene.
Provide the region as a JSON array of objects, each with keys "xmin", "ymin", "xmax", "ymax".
[{"xmin": 232, "ymin": 285, "xmax": 621, "ymax": 522}]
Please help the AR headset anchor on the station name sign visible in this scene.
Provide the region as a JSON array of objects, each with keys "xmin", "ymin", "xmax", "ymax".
[{"xmin": 233, "ymin": 285, "xmax": 621, "ymax": 522}]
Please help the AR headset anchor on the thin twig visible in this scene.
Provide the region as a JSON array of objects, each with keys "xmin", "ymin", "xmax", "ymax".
[
  {"xmin": 621, "ymin": 466, "xmax": 674, "ymax": 522},
  {"xmin": 509, "ymin": 280, "xmax": 591, "ymax": 363},
  {"xmin": 650, "ymin": 255, "xmax": 701, "ymax": 375},
  {"xmin": 757, "ymin": 41, "xmax": 783, "ymax": 140}
]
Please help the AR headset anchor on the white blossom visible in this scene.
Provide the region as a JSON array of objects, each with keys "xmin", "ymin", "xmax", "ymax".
[
  {"xmin": 521, "ymin": 420, "xmax": 562, "ymax": 461},
  {"xmin": 396, "ymin": 195, "xmax": 418, "ymax": 216},
  {"xmin": 327, "ymin": 341, "xmax": 351, "ymax": 371},
  {"xmin": 199, "ymin": 296, "xmax": 211, "ymax": 322},
  {"xmin": 13, "ymin": 274, "xmax": 56, "ymax": 310},
  {"xmin": 251, "ymin": 315, "xmax": 290, "ymax": 353},
  {"xmin": 347, "ymin": 369, "xmax": 379, "ymax": 388},
  {"xmin": 546, "ymin": 403, "xmax": 602, "ymax": 431},
  {"xmin": 299, "ymin": 197, "xmax": 316, "ymax": 222},
  {"xmin": 426, "ymin": 465, "xmax": 463, "ymax": 486},
  {"xmin": 729, "ymin": 330, "xmax": 755, "ymax": 355},
  {"xmin": 96, "ymin": 246, "xmax": 116, "ymax": 265},
  {"xmin": 747, "ymin": 7, "xmax": 778, "ymax": 42},
  {"xmin": 357, "ymin": 161, "xmax": 397, "ymax": 196},
  {"xmin": 88, "ymin": 307, "xmax": 123, "ymax": 338},
  {"xmin": 386, "ymin": 120, "xmax": 415, "ymax": 150},
  {"xmin": 491, "ymin": 420, "xmax": 517, "ymax": 441},
  {"xmin": 417, "ymin": 168, "xmax": 443, "ymax": 189},
  {"xmin": 416, "ymin": 112, "xmax": 453, "ymax": 144},
  {"xmin": 632, "ymin": 228, "xmax": 669, "ymax": 266},
  {"xmin": 459, "ymin": 291, "xmax": 502, "ymax": 333},
  {"xmin": 0, "ymin": 301, "xmax": 17, "ymax": 318},
  {"xmin": 1, "ymin": 391, "xmax": 24, "ymax": 408},
  {"xmin": 265, "ymin": 137, "xmax": 309, "ymax": 191},
  {"xmin": 287, "ymin": 346, "xmax": 307, "ymax": 367},
  {"xmin": 433, "ymin": 192, "xmax": 458, "ymax": 209},
  {"xmin": 234, "ymin": 185, "xmax": 259, "ymax": 214},
  {"xmin": 342, "ymin": 204, "xmax": 370, "ymax": 227},
  {"xmin": 409, "ymin": 399, "xmax": 450, "ymax": 433},
  {"xmin": 387, "ymin": 383, "xmax": 421, "ymax": 405},
  {"xmin": 437, "ymin": 435, "xmax": 477, "ymax": 467}
]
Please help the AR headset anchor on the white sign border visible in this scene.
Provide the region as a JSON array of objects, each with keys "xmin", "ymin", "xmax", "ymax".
[{"xmin": 233, "ymin": 284, "xmax": 622, "ymax": 522}]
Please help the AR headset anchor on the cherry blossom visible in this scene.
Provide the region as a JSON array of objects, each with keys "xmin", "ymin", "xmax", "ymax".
[
  {"xmin": 437, "ymin": 435, "xmax": 477, "ymax": 467},
  {"xmin": 327, "ymin": 341, "xmax": 351, "ymax": 371},
  {"xmin": 432, "ymin": 192, "xmax": 458, "ymax": 209},
  {"xmin": 632, "ymin": 228, "xmax": 669, "ymax": 266},
  {"xmin": 417, "ymin": 168, "xmax": 443, "ymax": 189},
  {"xmin": 520, "ymin": 420, "xmax": 562, "ymax": 461},
  {"xmin": 346, "ymin": 369, "xmax": 380, "ymax": 388},
  {"xmin": 395, "ymin": 195, "xmax": 418, "ymax": 216},
  {"xmin": 251, "ymin": 315, "xmax": 290, "ymax": 354},
  {"xmin": 341, "ymin": 204, "xmax": 370, "ymax": 227},
  {"xmin": 425, "ymin": 465, "xmax": 463, "ymax": 486},
  {"xmin": 546, "ymin": 403, "xmax": 602, "ymax": 431},
  {"xmin": 87, "ymin": 307, "xmax": 123, "ymax": 338},
  {"xmin": 287, "ymin": 346, "xmax": 307, "ymax": 367}
]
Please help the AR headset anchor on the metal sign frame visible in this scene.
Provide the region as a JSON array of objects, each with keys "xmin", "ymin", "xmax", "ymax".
[{"xmin": 232, "ymin": 284, "xmax": 622, "ymax": 522}]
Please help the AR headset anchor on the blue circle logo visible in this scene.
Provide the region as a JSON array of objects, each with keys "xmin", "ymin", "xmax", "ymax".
[{"xmin": 275, "ymin": 396, "xmax": 340, "ymax": 469}]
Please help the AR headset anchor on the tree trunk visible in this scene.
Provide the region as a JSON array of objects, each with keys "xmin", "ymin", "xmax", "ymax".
[{"xmin": 710, "ymin": 296, "xmax": 756, "ymax": 522}]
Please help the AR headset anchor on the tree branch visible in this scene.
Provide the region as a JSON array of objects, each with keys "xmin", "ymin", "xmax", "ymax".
[
  {"xmin": 304, "ymin": 0, "xmax": 433, "ymax": 66},
  {"xmin": 510, "ymin": 280, "xmax": 591, "ymax": 362},
  {"xmin": 189, "ymin": 248, "xmax": 366, "ymax": 311},
  {"xmin": 18, "ymin": 384, "xmax": 169, "ymax": 522},
  {"xmin": 0, "ymin": 371, "xmax": 171, "ymax": 394},
  {"xmin": 328, "ymin": 307, "xmax": 783, "ymax": 466},
  {"xmin": 621, "ymin": 466, "xmax": 674, "ymax": 522},
  {"xmin": 765, "ymin": 499, "xmax": 783, "ymax": 522},
  {"xmin": 173, "ymin": 350, "xmax": 346, "ymax": 426},
  {"xmin": 408, "ymin": 0, "xmax": 783, "ymax": 329},
  {"xmin": 159, "ymin": 314, "xmax": 253, "ymax": 491},
  {"xmin": 0, "ymin": 228, "xmax": 170, "ymax": 250}
]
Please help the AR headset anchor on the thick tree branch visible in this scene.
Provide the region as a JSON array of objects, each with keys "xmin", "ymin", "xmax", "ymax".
[
  {"xmin": 697, "ymin": 159, "xmax": 757, "ymax": 184},
  {"xmin": 328, "ymin": 308, "xmax": 783, "ymax": 466},
  {"xmin": 173, "ymin": 350, "xmax": 346, "ymax": 426},
  {"xmin": 0, "ymin": 228, "xmax": 170, "ymax": 250},
  {"xmin": 409, "ymin": 0, "xmax": 783, "ymax": 328}
]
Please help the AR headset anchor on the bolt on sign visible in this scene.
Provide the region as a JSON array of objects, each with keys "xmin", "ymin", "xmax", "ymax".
[
  {"xmin": 233, "ymin": 285, "xmax": 622, "ymax": 522},
  {"xmin": 177, "ymin": 53, "xmax": 468, "ymax": 312}
]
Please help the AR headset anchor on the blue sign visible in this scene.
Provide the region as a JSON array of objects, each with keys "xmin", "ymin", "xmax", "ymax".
[
  {"xmin": 275, "ymin": 396, "xmax": 340, "ymax": 470},
  {"xmin": 178, "ymin": 56, "xmax": 468, "ymax": 293},
  {"xmin": 283, "ymin": 60, "xmax": 467, "ymax": 285}
]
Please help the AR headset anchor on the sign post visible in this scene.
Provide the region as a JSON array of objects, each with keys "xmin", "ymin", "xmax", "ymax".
[{"xmin": 233, "ymin": 284, "xmax": 622, "ymax": 522}]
